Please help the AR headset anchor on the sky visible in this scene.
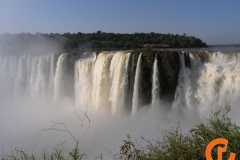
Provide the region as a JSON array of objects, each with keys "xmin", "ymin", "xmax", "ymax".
[{"xmin": 0, "ymin": 0, "xmax": 239, "ymax": 45}]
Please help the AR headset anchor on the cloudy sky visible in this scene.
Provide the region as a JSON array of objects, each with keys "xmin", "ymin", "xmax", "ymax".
[{"xmin": 0, "ymin": 0, "xmax": 239, "ymax": 44}]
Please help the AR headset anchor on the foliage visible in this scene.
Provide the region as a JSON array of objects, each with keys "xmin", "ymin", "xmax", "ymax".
[
  {"xmin": 115, "ymin": 106, "xmax": 240, "ymax": 160},
  {"xmin": 1, "ymin": 142, "xmax": 86, "ymax": 160},
  {"xmin": 0, "ymin": 32, "xmax": 207, "ymax": 55}
]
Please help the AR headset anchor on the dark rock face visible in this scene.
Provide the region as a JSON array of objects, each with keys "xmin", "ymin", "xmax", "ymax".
[
  {"xmin": 141, "ymin": 52, "xmax": 154, "ymax": 105},
  {"xmin": 159, "ymin": 51, "xmax": 179, "ymax": 100},
  {"xmin": 129, "ymin": 51, "xmax": 179, "ymax": 105},
  {"xmin": 125, "ymin": 53, "xmax": 135, "ymax": 111},
  {"xmin": 64, "ymin": 53, "xmax": 76, "ymax": 98}
]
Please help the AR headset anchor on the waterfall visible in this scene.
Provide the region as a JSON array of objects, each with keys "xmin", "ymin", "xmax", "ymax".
[
  {"xmin": 0, "ymin": 53, "xmax": 70, "ymax": 103},
  {"xmin": 49, "ymin": 53, "xmax": 58, "ymax": 97},
  {"xmin": 75, "ymin": 59, "xmax": 94, "ymax": 107},
  {"xmin": 92, "ymin": 52, "xmax": 112, "ymax": 110},
  {"xmin": 109, "ymin": 52, "xmax": 131, "ymax": 115},
  {"xmin": 14, "ymin": 55, "xmax": 28, "ymax": 97},
  {"xmin": 35, "ymin": 56, "xmax": 50, "ymax": 98},
  {"xmin": 195, "ymin": 52, "xmax": 240, "ymax": 116},
  {"xmin": 1, "ymin": 50, "xmax": 240, "ymax": 116},
  {"xmin": 151, "ymin": 53, "xmax": 160, "ymax": 104},
  {"xmin": 28, "ymin": 57, "xmax": 39, "ymax": 97},
  {"xmin": 172, "ymin": 52, "xmax": 185, "ymax": 112},
  {"xmin": 53, "ymin": 53, "xmax": 68, "ymax": 101},
  {"xmin": 21, "ymin": 54, "xmax": 55, "ymax": 99},
  {"xmin": 210, "ymin": 52, "xmax": 240, "ymax": 63},
  {"xmin": 132, "ymin": 53, "xmax": 142, "ymax": 116},
  {"xmin": 172, "ymin": 52, "xmax": 201, "ymax": 113},
  {"xmin": 185, "ymin": 52, "xmax": 202, "ymax": 111},
  {"xmin": 74, "ymin": 51, "xmax": 131, "ymax": 114},
  {"xmin": 0, "ymin": 55, "xmax": 18, "ymax": 100},
  {"xmin": 170, "ymin": 51, "xmax": 240, "ymax": 117}
]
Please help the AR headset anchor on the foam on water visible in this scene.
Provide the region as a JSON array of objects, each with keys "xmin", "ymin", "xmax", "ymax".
[{"xmin": 1, "ymin": 50, "xmax": 240, "ymax": 159}]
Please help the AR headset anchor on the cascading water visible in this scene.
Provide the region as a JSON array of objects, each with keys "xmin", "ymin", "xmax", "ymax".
[
  {"xmin": 24, "ymin": 54, "xmax": 57, "ymax": 100},
  {"xmin": 92, "ymin": 52, "xmax": 112, "ymax": 110},
  {"xmin": 0, "ymin": 55, "xmax": 18, "ymax": 100},
  {"xmin": 196, "ymin": 52, "xmax": 240, "ymax": 116},
  {"xmin": 76, "ymin": 50, "xmax": 240, "ymax": 117},
  {"xmin": 75, "ymin": 59, "xmax": 94, "ymax": 107},
  {"xmin": 28, "ymin": 57, "xmax": 40, "ymax": 98},
  {"xmin": 53, "ymin": 53, "xmax": 69, "ymax": 101},
  {"xmin": 132, "ymin": 53, "xmax": 142, "ymax": 116},
  {"xmin": 186, "ymin": 52, "xmax": 202, "ymax": 110},
  {"xmin": 109, "ymin": 52, "xmax": 131, "ymax": 115},
  {"xmin": 14, "ymin": 55, "xmax": 28, "ymax": 97},
  {"xmin": 0, "ymin": 53, "xmax": 61, "ymax": 103},
  {"xmin": 172, "ymin": 52, "xmax": 187, "ymax": 112},
  {"xmin": 2, "ymin": 50, "xmax": 240, "ymax": 115},
  {"xmin": 75, "ymin": 51, "xmax": 131, "ymax": 114},
  {"xmin": 151, "ymin": 53, "xmax": 160, "ymax": 104},
  {"xmin": 33, "ymin": 56, "xmax": 50, "ymax": 98},
  {"xmin": 49, "ymin": 54, "xmax": 58, "ymax": 97},
  {"xmin": 171, "ymin": 51, "xmax": 240, "ymax": 118},
  {"xmin": 2, "ymin": 49, "xmax": 240, "ymax": 159}
]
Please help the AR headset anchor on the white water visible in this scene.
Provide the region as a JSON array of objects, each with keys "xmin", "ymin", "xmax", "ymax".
[
  {"xmin": 92, "ymin": 52, "xmax": 112, "ymax": 110},
  {"xmin": 0, "ymin": 55, "xmax": 17, "ymax": 100},
  {"xmin": 8, "ymin": 51, "xmax": 240, "ymax": 117},
  {"xmin": 1, "ymin": 50, "xmax": 240, "ymax": 159},
  {"xmin": 75, "ymin": 59, "xmax": 94, "ymax": 107},
  {"xmin": 172, "ymin": 51, "xmax": 240, "ymax": 119},
  {"xmin": 132, "ymin": 53, "xmax": 142, "ymax": 116},
  {"xmin": 0, "ymin": 54, "xmax": 58, "ymax": 102},
  {"xmin": 75, "ymin": 51, "xmax": 131, "ymax": 114},
  {"xmin": 196, "ymin": 52, "xmax": 240, "ymax": 116},
  {"xmin": 53, "ymin": 53, "xmax": 68, "ymax": 101},
  {"xmin": 152, "ymin": 53, "xmax": 160, "ymax": 104},
  {"xmin": 14, "ymin": 55, "xmax": 28, "ymax": 97},
  {"xmin": 109, "ymin": 52, "xmax": 131, "ymax": 115},
  {"xmin": 49, "ymin": 54, "xmax": 57, "ymax": 97},
  {"xmin": 32, "ymin": 56, "xmax": 50, "ymax": 99}
]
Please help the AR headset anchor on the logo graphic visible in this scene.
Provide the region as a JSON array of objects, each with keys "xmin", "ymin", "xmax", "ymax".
[{"xmin": 205, "ymin": 138, "xmax": 236, "ymax": 160}]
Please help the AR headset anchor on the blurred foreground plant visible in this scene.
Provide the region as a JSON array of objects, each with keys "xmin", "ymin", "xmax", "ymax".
[
  {"xmin": 115, "ymin": 106, "xmax": 240, "ymax": 160},
  {"xmin": 1, "ymin": 104, "xmax": 90, "ymax": 160}
]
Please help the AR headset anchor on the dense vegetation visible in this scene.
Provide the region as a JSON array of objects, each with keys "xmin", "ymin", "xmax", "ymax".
[
  {"xmin": 115, "ymin": 106, "xmax": 240, "ymax": 160},
  {"xmin": 0, "ymin": 32, "xmax": 207, "ymax": 55},
  {"xmin": 2, "ymin": 106, "xmax": 240, "ymax": 160},
  {"xmin": 62, "ymin": 31, "xmax": 207, "ymax": 53}
]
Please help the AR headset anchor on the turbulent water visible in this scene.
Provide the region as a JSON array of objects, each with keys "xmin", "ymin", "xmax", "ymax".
[
  {"xmin": 1, "ymin": 49, "xmax": 240, "ymax": 158},
  {"xmin": 152, "ymin": 53, "xmax": 160, "ymax": 104}
]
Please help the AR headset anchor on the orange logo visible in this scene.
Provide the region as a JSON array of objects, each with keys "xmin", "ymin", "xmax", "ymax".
[{"xmin": 205, "ymin": 138, "xmax": 236, "ymax": 160}]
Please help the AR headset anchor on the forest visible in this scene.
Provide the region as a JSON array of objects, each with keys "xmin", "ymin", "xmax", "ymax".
[{"xmin": 0, "ymin": 31, "xmax": 207, "ymax": 55}]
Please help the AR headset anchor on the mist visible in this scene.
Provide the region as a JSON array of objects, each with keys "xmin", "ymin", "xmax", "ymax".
[
  {"xmin": 1, "ymin": 35, "xmax": 240, "ymax": 159},
  {"xmin": 0, "ymin": 35, "xmax": 196, "ymax": 159},
  {"xmin": 0, "ymin": 97, "xmax": 198, "ymax": 159},
  {"xmin": 0, "ymin": 33, "xmax": 65, "ymax": 56}
]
